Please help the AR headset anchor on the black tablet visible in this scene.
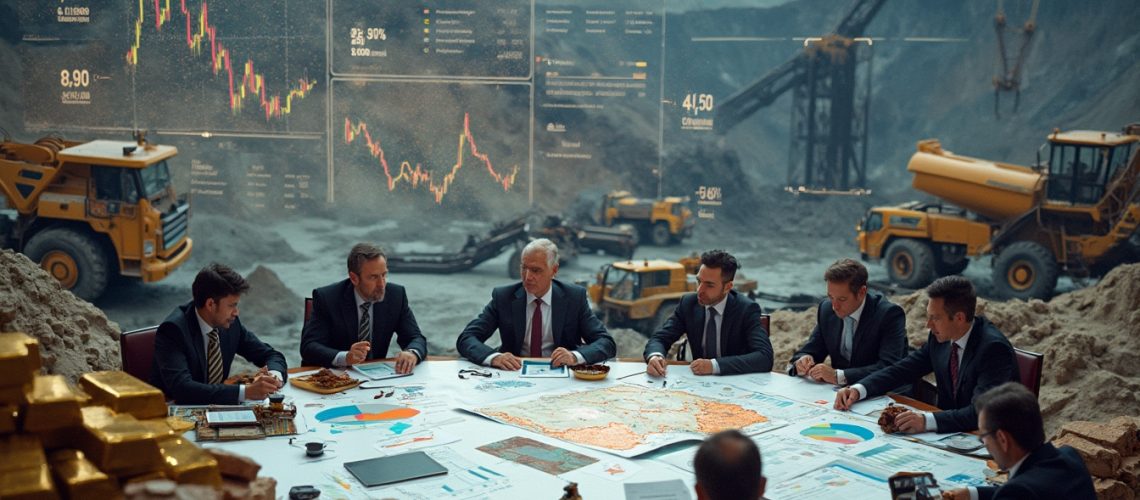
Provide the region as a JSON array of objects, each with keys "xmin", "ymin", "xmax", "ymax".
[{"xmin": 343, "ymin": 451, "xmax": 448, "ymax": 488}]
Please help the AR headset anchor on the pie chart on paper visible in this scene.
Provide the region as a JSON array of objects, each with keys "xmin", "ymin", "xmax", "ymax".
[
  {"xmin": 799, "ymin": 422, "xmax": 875, "ymax": 445},
  {"xmin": 314, "ymin": 404, "xmax": 420, "ymax": 426}
]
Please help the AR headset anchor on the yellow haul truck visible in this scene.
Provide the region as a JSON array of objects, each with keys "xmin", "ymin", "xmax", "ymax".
[
  {"xmin": 858, "ymin": 125, "xmax": 1140, "ymax": 300},
  {"xmin": 601, "ymin": 190, "xmax": 694, "ymax": 246},
  {"xmin": 0, "ymin": 134, "xmax": 193, "ymax": 300}
]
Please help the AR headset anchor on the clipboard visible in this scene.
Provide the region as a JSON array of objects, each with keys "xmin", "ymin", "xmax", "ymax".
[{"xmin": 343, "ymin": 451, "xmax": 448, "ymax": 487}]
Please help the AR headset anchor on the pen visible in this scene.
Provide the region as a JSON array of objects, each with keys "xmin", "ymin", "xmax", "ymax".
[{"xmin": 662, "ymin": 380, "xmax": 667, "ymax": 388}]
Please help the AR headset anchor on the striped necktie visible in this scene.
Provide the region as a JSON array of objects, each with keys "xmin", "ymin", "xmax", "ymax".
[
  {"xmin": 358, "ymin": 302, "xmax": 372, "ymax": 343},
  {"xmin": 206, "ymin": 328, "xmax": 223, "ymax": 384}
]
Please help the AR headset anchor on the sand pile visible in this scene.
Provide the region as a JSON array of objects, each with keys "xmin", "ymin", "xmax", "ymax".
[
  {"xmin": 187, "ymin": 214, "xmax": 305, "ymax": 270},
  {"xmin": 240, "ymin": 266, "xmax": 302, "ymax": 329},
  {"xmin": 0, "ymin": 249, "xmax": 121, "ymax": 380},
  {"xmin": 769, "ymin": 264, "xmax": 1140, "ymax": 437}
]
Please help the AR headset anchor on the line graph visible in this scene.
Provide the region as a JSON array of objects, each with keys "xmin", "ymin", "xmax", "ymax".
[
  {"xmin": 344, "ymin": 113, "xmax": 519, "ymax": 204},
  {"xmin": 126, "ymin": 0, "xmax": 317, "ymax": 121}
]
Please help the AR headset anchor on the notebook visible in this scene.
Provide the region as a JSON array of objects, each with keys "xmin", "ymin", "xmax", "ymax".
[{"xmin": 343, "ymin": 451, "xmax": 448, "ymax": 487}]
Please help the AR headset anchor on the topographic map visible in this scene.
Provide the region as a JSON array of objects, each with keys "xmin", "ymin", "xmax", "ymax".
[{"xmin": 471, "ymin": 383, "xmax": 778, "ymax": 457}]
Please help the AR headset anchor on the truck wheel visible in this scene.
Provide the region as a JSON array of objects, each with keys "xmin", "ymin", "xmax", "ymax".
[
  {"xmin": 507, "ymin": 248, "xmax": 522, "ymax": 279},
  {"xmin": 650, "ymin": 222, "xmax": 671, "ymax": 246},
  {"xmin": 885, "ymin": 239, "xmax": 936, "ymax": 289},
  {"xmin": 992, "ymin": 241, "xmax": 1058, "ymax": 301},
  {"xmin": 24, "ymin": 227, "xmax": 111, "ymax": 301},
  {"xmin": 642, "ymin": 300, "xmax": 678, "ymax": 336}
]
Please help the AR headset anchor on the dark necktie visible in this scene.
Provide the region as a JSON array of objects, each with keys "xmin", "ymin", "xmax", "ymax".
[
  {"xmin": 358, "ymin": 302, "xmax": 371, "ymax": 343},
  {"xmin": 949, "ymin": 341, "xmax": 960, "ymax": 395},
  {"xmin": 530, "ymin": 298, "xmax": 543, "ymax": 357},
  {"xmin": 206, "ymin": 328, "xmax": 223, "ymax": 384},
  {"xmin": 703, "ymin": 307, "xmax": 719, "ymax": 358}
]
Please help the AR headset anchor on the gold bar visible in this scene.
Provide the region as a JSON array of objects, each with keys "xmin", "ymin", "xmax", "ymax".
[
  {"xmin": 0, "ymin": 382, "xmax": 30, "ymax": 406},
  {"xmin": 0, "ymin": 464, "xmax": 57, "ymax": 500},
  {"xmin": 157, "ymin": 436, "xmax": 221, "ymax": 487},
  {"xmin": 47, "ymin": 449, "xmax": 119, "ymax": 500},
  {"xmin": 23, "ymin": 375, "xmax": 88, "ymax": 433},
  {"xmin": 0, "ymin": 434, "xmax": 46, "ymax": 473},
  {"xmin": 78, "ymin": 406, "xmax": 164, "ymax": 477},
  {"xmin": 0, "ymin": 404, "xmax": 18, "ymax": 434},
  {"xmin": 79, "ymin": 371, "xmax": 167, "ymax": 420},
  {"xmin": 0, "ymin": 333, "xmax": 41, "ymax": 388}
]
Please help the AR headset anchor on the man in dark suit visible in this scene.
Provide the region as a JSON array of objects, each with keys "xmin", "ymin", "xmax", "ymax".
[
  {"xmin": 456, "ymin": 238, "xmax": 615, "ymax": 370},
  {"xmin": 644, "ymin": 250, "xmax": 773, "ymax": 376},
  {"xmin": 694, "ymin": 430, "xmax": 766, "ymax": 500},
  {"xmin": 943, "ymin": 383, "xmax": 1095, "ymax": 500},
  {"xmin": 300, "ymin": 243, "xmax": 427, "ymax": 372},
  {"xmin": 835, "ymin": 275, "xmax": 1017, "ymax": 433},
  {"xmin": 789, "ymin": 259, "xmax": 907, "ymax": 386},
  {"xmin": 151, "ymin": 263, "xmax": 287, "ymax": 405}
]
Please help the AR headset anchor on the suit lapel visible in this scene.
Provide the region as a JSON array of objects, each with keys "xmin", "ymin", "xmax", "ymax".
[
  {"xmin": 184, "ymin": 305, "xmax": 208, "ymax": 376},
  {"xmin": 955, "ymin": 317, "xmax": 985, "ymax": 398},
  {"xmin": 551, "ymin": 282, "xmax": 566, "ymax": 347},
  {"xmin": 341, "ymin": 283, "xmax": 359, "ymax": 346},
  {"xmin": 849, "ymin": 295, "xmax": 873, "ymax": 359},
  {"xmin": 512, "ymin": 286, "xmax": 527, "ymax": 354}
]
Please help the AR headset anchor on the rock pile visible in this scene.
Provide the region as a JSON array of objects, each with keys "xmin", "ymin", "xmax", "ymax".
[{"xmin": 1054, "ymin": 417, "xmax": 1140, "ymax": 500}]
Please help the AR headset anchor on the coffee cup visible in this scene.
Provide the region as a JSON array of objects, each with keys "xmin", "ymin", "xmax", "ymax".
[{"xmin": 304, "ymin": 442, "xmax": 327, "ymax": 457}]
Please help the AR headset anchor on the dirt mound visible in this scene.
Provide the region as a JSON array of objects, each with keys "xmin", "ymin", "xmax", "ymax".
[
  {"xmin": 188, "ymin": 214, "xmax": 305, "ymax": 270},
  {"xmin": 0, "ymin": 249, "xmax": 121, "ymax": 380},
  {"xmin": 240, "ymin": 266, "xmax": 302, "ymax": 329}
]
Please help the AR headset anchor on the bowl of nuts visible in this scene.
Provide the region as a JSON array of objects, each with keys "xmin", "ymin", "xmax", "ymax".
[{"xmin": 571, "ymin": 364, "xmax": 610, "ymax": 381}]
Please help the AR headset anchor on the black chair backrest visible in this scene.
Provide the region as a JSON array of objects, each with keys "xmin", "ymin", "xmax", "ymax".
[{"xmin": 120, "ymin": 326, "xmax": 158, "ymax": 383}]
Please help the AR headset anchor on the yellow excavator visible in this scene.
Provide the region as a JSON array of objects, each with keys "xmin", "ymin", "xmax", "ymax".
[
  {"xmin": 0, "ymin": 132, "xmax": 193, "ymax": 300},
  {"xmin": 858, "ymin": 124, "xmax": 1140, "ymax": 300}
]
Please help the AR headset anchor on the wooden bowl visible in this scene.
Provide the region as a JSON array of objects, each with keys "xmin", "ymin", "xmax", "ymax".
[{"xmin": 572, "ymin": 364, "xmax": 610, "ymax": 381}]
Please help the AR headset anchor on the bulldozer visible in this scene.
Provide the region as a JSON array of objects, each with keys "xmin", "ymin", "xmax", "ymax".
[
  {"xmin": 586, "ymin": 257, "xmax": 758, "ymax": 335},
  {"xmin": 0, "ymin": 132, "xmax": 193, "ymax": 300},
  {"xmin": 858, "ymin": 124, "xmax": 1140, "ymax": 300},
  {"xmin": 600, "ymin": 190, "xmax": 694, "ymax": 246}
]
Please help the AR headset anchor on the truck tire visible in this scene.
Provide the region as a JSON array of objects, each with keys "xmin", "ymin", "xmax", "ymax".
[
  {"xmin": 24, "ymin": 227, "xmax": 111, "ymax": 301},
  {"xmin": 992, "ymin": 241, "xmax": 1058, "ymax": 301},
  {"xmin": 642, "ymin": 300, "xmax": 678, "ymax": 336},
  {"xmin": 650, "ymin": 222, "xmax": 671, "ymax": 246},
  {"xmin": 507, "ymin": 248, "xmax": 522, "ymax": 279},
  {"xmin": 885, "ymin": 239, "xmax": 936, "ymax": 289}
]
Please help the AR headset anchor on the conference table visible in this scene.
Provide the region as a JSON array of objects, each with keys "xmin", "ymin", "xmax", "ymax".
[{"xmin": 194, "ymin": 359, "xmax": 990, "ymax": 499}]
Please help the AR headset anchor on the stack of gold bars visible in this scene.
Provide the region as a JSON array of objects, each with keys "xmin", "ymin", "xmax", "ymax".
[{"xmin": 0, "ymin": 331, "xmax": 267, "ymax": 499}]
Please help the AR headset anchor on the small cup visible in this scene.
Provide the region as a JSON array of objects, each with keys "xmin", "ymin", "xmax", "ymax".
[{"xmin": 304, "ymin": 442, "xmax": 327, "ymax": 457}]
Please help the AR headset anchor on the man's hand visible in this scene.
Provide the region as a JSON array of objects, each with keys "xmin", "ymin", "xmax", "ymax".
[
  {"xmin": 941, "ymin": 488, "xmax": 969, "ymax": 500},
  {"xmin": 647, "ymin": 356, "xmax": 668, "ymax": 377},
  {"xmin": 794, "ymin": 355, "xmax": 815, "ymax": 376},
  {"xmin": 491, "ymin": 353, "xmax": 522, "ymax": 371},
  {"xmin": 394, "ymin": 351, "xmax": 418, "ymax": 374},
  {"xmin": 346, "ymin": 341, "xmax": 371, "ymax": 366},
  {"xmin": 689, "ymin": 359, "xmax": 714, "ymax": 376},
  {"xmin": 834, "ymin": 386, "xmax": 861, "ymax": 411},
  {"xmin": 894, "ymin": 411, "xmax": 928, "ymax": 434},
  {"xmin": 245, "ymin": 376, "xmax": 279, "ymax": 401},
  {"xmin": 252, "ymin": 367, "xmax": 282, "ymax": 389},
  {"xmin": 550, "ymin": 347, "xmax": 579, "ymax": 368},
  {"xmin": 807, "ymin": 363, "xmax": 838, "ymax": 384}
]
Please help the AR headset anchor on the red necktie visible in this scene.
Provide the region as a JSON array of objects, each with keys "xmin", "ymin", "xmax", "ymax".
[
  {"xmin": 949, "ymin": 342, "xmax": 960, "ymax": 395},
  {"xmin": 530, "ymin": 298, "xmax": 543, "ymax": 357}
]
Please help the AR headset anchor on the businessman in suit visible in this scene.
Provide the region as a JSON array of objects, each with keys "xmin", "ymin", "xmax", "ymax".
[
  {"xmin": 644, "ymin": 249, "xmax": 774, "ymax": 376},
  {"xmin": 456, "ymin": 238, "xmax": 615, "ymax": 370},
  {"xmin": 151, "ymin": 263, "xmax": 287, "ymax": 405},
  {"xmin": 790, "ymin": 259, "xmax": 907, "ymax": 386},
  {"xmin": 835, "ymin": 275, "xmax": 1017, "ymax": 433},
  {"xmin": 694, "ymin": 430, "xmax": 766, "ymax": 500},
  {"xmin": 943, "ymin": 383, "xmax": 1095, "ymax": 500},
  {"xmin": 300, "ymin": 243, "xmax": 427, "ymax": 372}
]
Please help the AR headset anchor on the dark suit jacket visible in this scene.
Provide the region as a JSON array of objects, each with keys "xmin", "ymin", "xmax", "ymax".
[
  {"xmin": 859, "ymin": 315, "xmax": 1017, "ymax": 433},
  {"xmin": 642, "ymin": 290, "xmax": 774, "ymax": 375},
  {"xmin": 789, "ymin": 291, "xmax": 907, "ymax": 384},
  {"xmin": 978, "ymin": 444, "xmax": 1096, "ymax": 500},
  {"xmin": 456, "ymin": 279, "xmax": 616, "ymax": 364},
  {"xmin": 150, "ymin": 302, "xmax": 288, "ymax": 405},
  {"xmin": 300, "ymin": 279, "xmax": 428, "ymax": 367}
]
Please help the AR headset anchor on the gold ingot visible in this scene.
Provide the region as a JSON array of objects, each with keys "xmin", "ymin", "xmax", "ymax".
[
  {"xmin": 48, "ymin": 449, "xmax": 119, "ymax": 500},
  {"xmin": 0, "ymin": 333, "xmax": 40, "ymax": 387},
  {"xmin": 0, "ymin": 463, "xmax": 57, "ymax": 500},
  {"xmin": 0, "ymin": 434, "xmax": 46, "ymax": 473},
  {"xmin": 0, "ymin": 382, "xmax": 30, "ymax": 406},
  {"xmin": 79, "ymin": 371, "xmax": 167, "ymax": 420},
  {"xmin": 157, "ymin": 436, "xmax": 221, "ymax": 487},
  {"xmin": 24, "ymin": 375, "xmax": 88, "ymax": 433},
  {"xmin": 78, "ymin": 406, "xmax": 164, "ymax": 477},
  {"xmin": 0, "ymin": 404, "xmax": 18, "ymax": 434}
]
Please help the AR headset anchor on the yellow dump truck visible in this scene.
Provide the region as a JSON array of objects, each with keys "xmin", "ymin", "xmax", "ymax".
[
  {"xmin": 858, "ymin": 125, "xmax": 1140, "ymax": 300},
  {"xmin": 0, "ymin": 133, "xmax": 193, "ymax": 300},
  {"xmin": 586, "ymin": 257, "xmax": 758, "ymax": 335},
  {"xmin": 601, "ymin": 190, "xmax": 694, "ymax": 246}
]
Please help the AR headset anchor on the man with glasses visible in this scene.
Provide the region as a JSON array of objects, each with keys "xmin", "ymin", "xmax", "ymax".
[
  {"xmin": 300, "ymin": 243, "xmax": 427, "ymax": 373},
  {"xmin": 644, "ymin": 249, "xmax": 773, "ymax": 376},
  {"xmin": 834, "ymin": 276, "xmax": 1017, "ymax": 433},
  {"xmin": 456, "ymin": 238, "xmax": 615, "ymax": 370},
  {"xmin": 942, "ymin": 382, "xmax": 1095, "ymax": 500}
]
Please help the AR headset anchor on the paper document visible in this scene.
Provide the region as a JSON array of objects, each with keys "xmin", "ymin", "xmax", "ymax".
[
  {"xmin": 623, "ymin": 479, "xmax": 690, "ymax": 500},
  {"xmin": 352, "ymin": 362, "xmax": 411, "ymax": 380},
  {"xmin": 519, "ymin": 360, "xmax": 568, "ymax": 378}
]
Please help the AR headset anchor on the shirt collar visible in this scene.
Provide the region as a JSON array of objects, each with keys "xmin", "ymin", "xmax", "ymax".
[
  {"xmin": 527, "ymin": 286, "xmax": 553, "ymax": 306},
  {"xmin": 707, "ymin": 293, "xmax": 729, "ymax": 316},
  {"xmin": 954, "ymin": 320, "xmax": 974, "ymax": 350},
  {"xmin": 194, "ymin": 309, "xmax": 214, "ymax": 336},
  {"xmin": 354, "ymin": 288, "xmax": 384, "ymax": 308},
  {"xmin": 1008, "ymin": 452, "xmax": 1029, "ymax": 477},
  {"xmin": 848, "ymin": 296, "xmax": 867, "ymax": 324}
]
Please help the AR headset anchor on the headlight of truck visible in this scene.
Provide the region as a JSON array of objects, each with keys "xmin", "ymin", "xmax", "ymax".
[{"xmin": 144, "ymin": 240, "xmax": 156, "ymax": 257}]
